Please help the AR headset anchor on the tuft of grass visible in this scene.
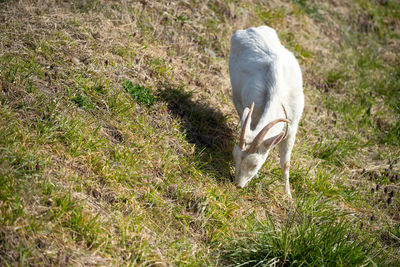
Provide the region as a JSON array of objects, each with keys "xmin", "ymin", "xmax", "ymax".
[
  {"xmin": 254, "ymin": 4, "xmax": 285, "ymax": 28},
  {"xmin": 123, "ymin": 80, "xmax": 155, "ymax": 106},
  {"xmin": 291, "ymin": 0, "xmax": 323, "ymax": 20},
  {"xmin": 312, "ymin": 138, "xmax": 356, "ymax": 166},
  {"xmin": 71, "ymin": 94, "xmax": 96, "ymax": 110},
  {"xmin": 381, "ymin": 223, "xmax": 400, "ymax": 248},
  {"xmin": 224, "ymin": 209, "xmax": 378, "ymax": 266}
]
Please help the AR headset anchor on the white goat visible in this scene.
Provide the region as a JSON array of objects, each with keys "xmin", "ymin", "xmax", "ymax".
[{"xmin": 229, "ymin": 26, "xmax": 304, "ymax": 197}]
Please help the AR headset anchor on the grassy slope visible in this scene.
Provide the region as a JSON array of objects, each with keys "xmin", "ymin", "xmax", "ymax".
[{"xmin": 0, "ymin": 0, "xmax": 399, "ymax": 266}]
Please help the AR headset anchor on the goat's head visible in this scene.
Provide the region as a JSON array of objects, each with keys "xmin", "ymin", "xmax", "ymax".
[{"xmin": 233, "ymin": 102, "xmax": 289, "ymax": 188}]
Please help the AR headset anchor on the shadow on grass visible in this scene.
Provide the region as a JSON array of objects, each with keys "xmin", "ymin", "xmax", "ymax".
[{"xmin": 158, "ymin": 84, "xmax": 236, "ymax": 182}]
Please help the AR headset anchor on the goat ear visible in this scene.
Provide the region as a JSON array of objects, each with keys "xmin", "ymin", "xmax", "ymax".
[{"xmin": 259, "ymin": 131, "xmax": 285, "ymax": 152}]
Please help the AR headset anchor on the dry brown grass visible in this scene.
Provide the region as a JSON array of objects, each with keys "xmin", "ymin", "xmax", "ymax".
[{"xmin": 1, "ymin": 0, "xmax": 399, "ymax": 265}]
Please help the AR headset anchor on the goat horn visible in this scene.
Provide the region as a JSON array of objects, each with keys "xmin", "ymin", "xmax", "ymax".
[
  {"xmin": 249, "ymin": 104, "xmax": 289, "ymax": 153},
  {"xmin": 249, "ymin": 119, "xmax": 289, "ymax": 154},
  {"xmin": 239, "ymin": 102, "xmax": 254, "ymax": 150},
  {"xmin": 248, "ymin": 117, "xmax": 289, "ymax": 153}
]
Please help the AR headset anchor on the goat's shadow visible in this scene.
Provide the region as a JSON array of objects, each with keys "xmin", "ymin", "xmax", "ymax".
[{"xmin": 158, "ymin": 84, "xmax": 236, "ymax": 182}]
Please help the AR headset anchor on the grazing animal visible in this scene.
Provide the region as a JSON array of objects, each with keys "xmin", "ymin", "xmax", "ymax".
[{"xmin": 229, "ymin": 26, "xmax": 304, "ymax": 198}]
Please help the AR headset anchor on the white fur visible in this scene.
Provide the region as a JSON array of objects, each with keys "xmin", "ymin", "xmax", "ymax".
[{"xmin": 229, "ymin": 26, "xmax": 304, "ymax": 197}]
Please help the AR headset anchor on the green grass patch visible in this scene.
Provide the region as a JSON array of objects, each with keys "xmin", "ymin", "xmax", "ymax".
[
  {"xmin": 224, "ymin": 208, "xmax": 378, "ymax": 266},
  {"xmin": 381, "ymin": 223, "xmax": 400, "ymax": 248},
  {"xmin": 71, "ymin": 94, "xmax": 96, "ymax": 110},
  {"xmin": 291, "ymin": 0, "xmax": 323, "ymax": 20},
  {"xmin": 123, "ymin": 80, "xmax": 155, "ymax": 106},
  {"xmin": 312, "ymin": 138, "xmax": 356, "ymax": 166},
  {"xmin": 255, "ymin": 4, "xmax": 285, "ymax": 27}
]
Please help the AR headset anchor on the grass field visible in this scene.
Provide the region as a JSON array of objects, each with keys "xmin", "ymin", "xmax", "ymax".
[{"xmin": 0, "ymin": 0, "xmax": 399, "ymax": 266}]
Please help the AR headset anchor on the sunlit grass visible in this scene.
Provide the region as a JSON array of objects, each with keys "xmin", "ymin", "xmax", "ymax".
[
  {"xmin": 224, "ymin": 205, "xmax": 378, "ymax": 266},
  {"xmin": 0, "ymin": 0, "xmax": 399, "ymax": 265}
]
